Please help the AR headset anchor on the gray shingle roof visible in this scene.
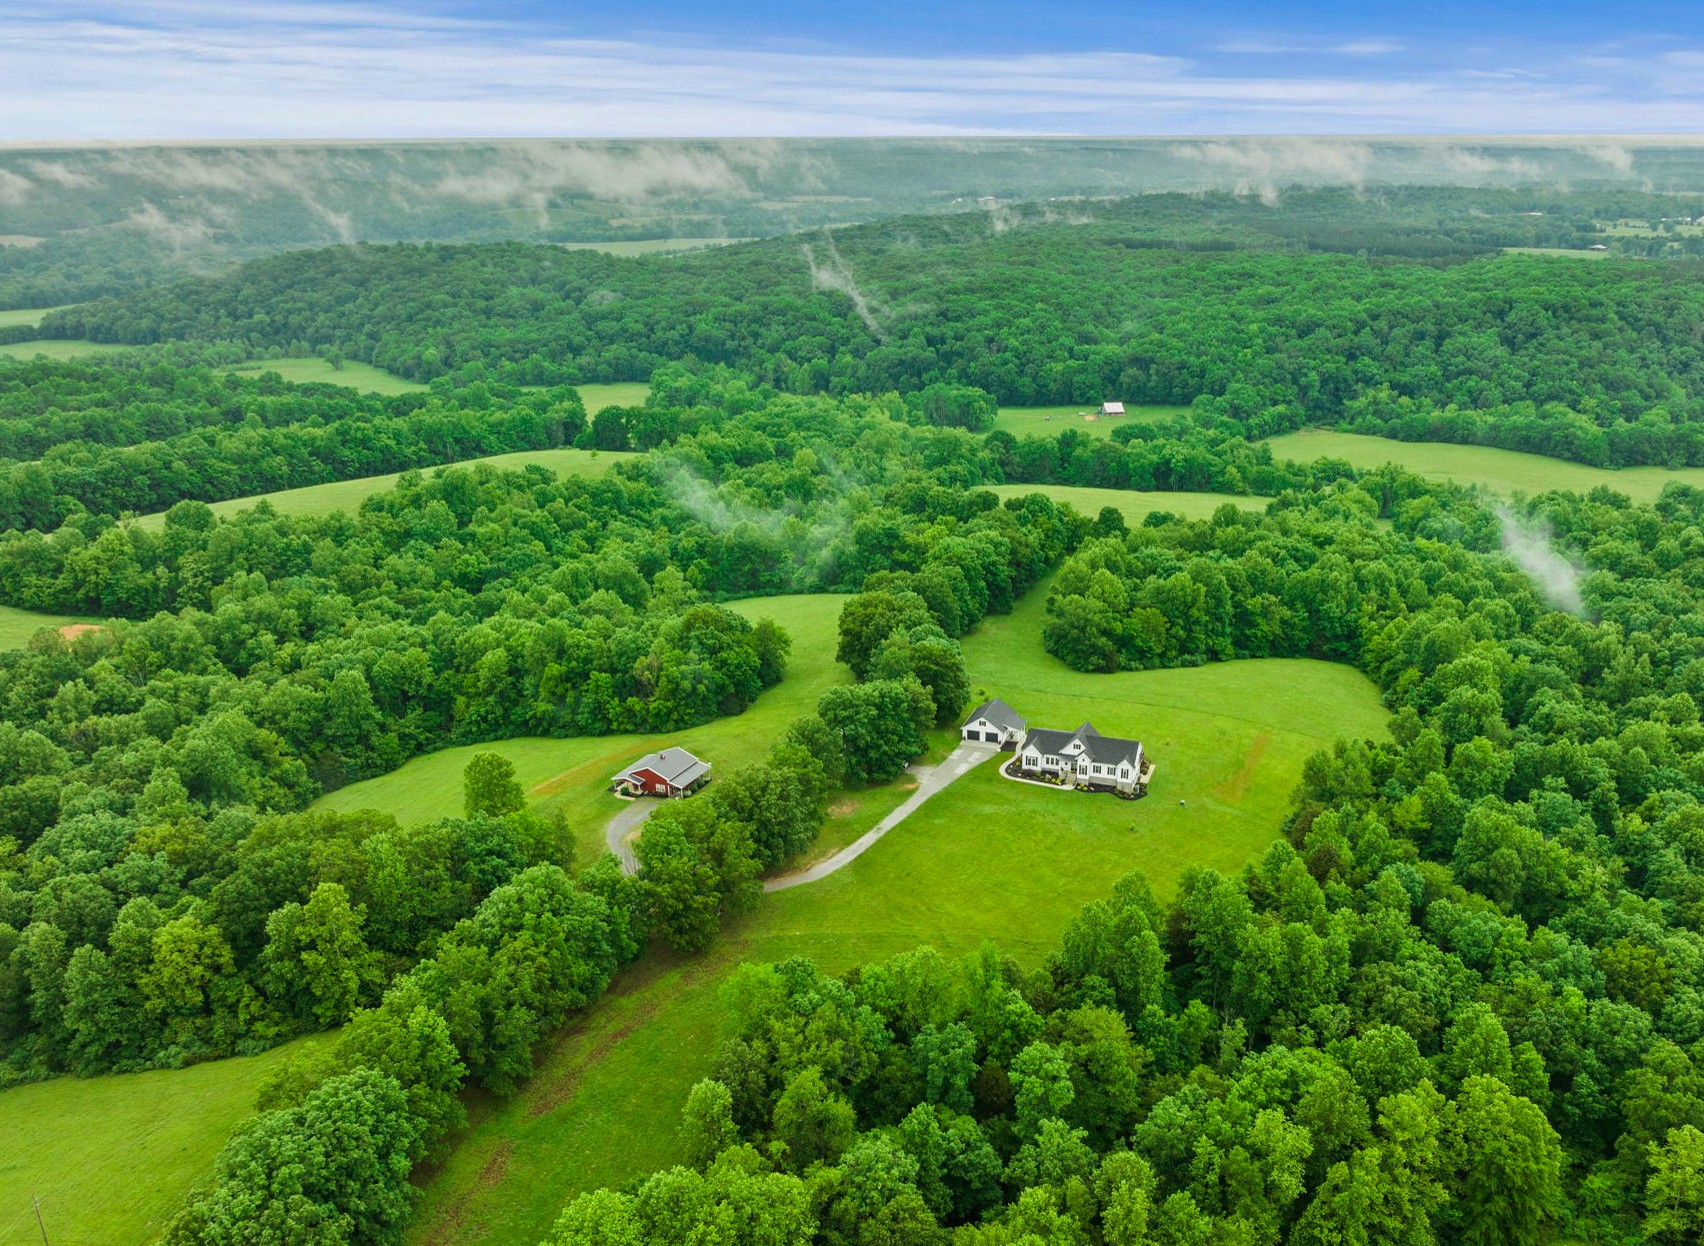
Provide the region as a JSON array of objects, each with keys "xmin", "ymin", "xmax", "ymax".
[
  {"xmin": 1021, "ymin": 722, "xmax": 1141, "ymax": 768},
  {"xmin": 614, "ymin": 746, "xmax": 711, "ymax": 787},
  {"xmin": 964, "ymin": 697, "xmax": 1026, "ymax": 733}
]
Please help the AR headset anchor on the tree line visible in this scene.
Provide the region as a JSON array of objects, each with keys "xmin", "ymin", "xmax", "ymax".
[{"xmin": 0, "ymin": 357, "xmax": 590, "ymax": 528}]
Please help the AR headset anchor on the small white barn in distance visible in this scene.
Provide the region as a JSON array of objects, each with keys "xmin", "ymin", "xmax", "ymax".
[
  {"xmin": 1098, "ymin": 401, "xmax": 1125, "ymax": 416},
  {"xmin": 961, "ymin": 697, "xmax": 1026, "ymax": 746}
]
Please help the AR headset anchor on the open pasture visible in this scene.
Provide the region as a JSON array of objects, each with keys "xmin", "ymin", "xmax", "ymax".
[
  {"xmin": 0, "ymin": 305, "xmax": 74, "ymax": 329},
  {"xmin": 131, "ymin": 447, "xmax": 632, "ymax": 529},
  {"xmin": 1265, "ymin": 428, "xmax": 1704, "ymax": 502},
  {"xmin": 1499, "ymin": 246, "xmax": 1617, "ymax": 260},
  {"xmin": 0, "ymin": 339, "xmax": 132, "ymax": 361},
  {"xmin": 317, "ymin": 594, "xmax": 892, "ymax": 865},
  {"xmin": 988, "ymin": 484, "xmax": 1265, "ymax": 525},
  {"xmin": 404, "ymin": 577, "xmax": 1389, "ymax": 1246},
  {"xmin": 560, "ymin": 238, "xmax": 752, "ymax": 255},
  {"xmin": 0, "ymin": 1034, "xmax": 329, "ymax": 1246},
  {"xmin": 993, "ymin": 403, "xmax": 1189, "ymax": 441},
  {"xmin": 219, "ymin": 357, "xmax": 428, "ymax": 395},
  {"xmin": 0, "ymin": 604, "xmax": 100, "ymax": 651},
  {"xmin": 575, "ymin": 381, "xmax": 651, "ymax": 412}
]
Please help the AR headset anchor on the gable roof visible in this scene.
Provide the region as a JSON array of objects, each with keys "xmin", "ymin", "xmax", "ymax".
[
  {"xmin": 1021, "ymin": 722, "xmax": 1141, "ymax": 768},
  {"xmin": 1100, "ymin": 401, "xmax": 1126, "ymax": 414},
  {"xmin": 964, "ymin": 697, "xmax": 1026, "ymax": 733},
  {"xmin": 615, "ymin": 746, "xmax": 710, "ymax": 787}
]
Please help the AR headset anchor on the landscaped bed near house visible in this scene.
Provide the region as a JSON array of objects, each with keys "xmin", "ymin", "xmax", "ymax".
[{"xmin": 999, "ymin": 755, "xmax": 1146, "ymax": 798}]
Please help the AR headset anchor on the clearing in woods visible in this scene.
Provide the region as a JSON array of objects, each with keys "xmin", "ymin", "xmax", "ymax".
[
  {"xmin": 130, "ymin": 448, "xmax": 634, "ymax": 529},
  {"xmin": 0, "ymin": 339, "xmax": 133, "ymax": 361},
  {"xmin": 1264, "ymin": 428, "xmax": 1704, "ymax": 503},
  {"xmin": 399, "ymin": 573, "xmax": 1389, "ymax": 1246},
  {"xmin": 986, "ymin": 484, "xmax": 1265, "ymax": 526},
  {"xmin": 219, "ymin": 357, "xmax": 428, "ymax": 394},
  {"xmin": 0, "ymin": 603, "xmax": 100, "ymax": 651},
  {"xmin": 0, "ymin": 305, "xmax": 75, "ymax": 329},
  {"xmin": 992, "ymin": 403, "xmax": 1191, "ymax": 441}
]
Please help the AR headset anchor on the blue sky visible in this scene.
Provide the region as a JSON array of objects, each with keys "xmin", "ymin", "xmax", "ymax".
[{"xmin": 4, "ymin": 0, "xmax": 1704, "ymax": 139}]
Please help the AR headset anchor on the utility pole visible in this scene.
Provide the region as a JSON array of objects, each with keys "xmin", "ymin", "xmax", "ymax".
[{"xmin": 32, "ymin": 1194, "xmax": 49, "ymax": 1246}]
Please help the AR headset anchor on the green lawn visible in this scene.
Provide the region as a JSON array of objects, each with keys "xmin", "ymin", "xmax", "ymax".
[
  {"xmin": 317, "ymin": 594, "xmax": 889, "ymax": 865},
  {"xmin": 219, "ymin": 357, "xmax": 428, "ymax": 395},
  {"xmin": 0, "ymin": 1034, "xmax": 329, "ymax": 1246},
  {"xmin": 0, "ymin": 305, "xmax": 74, "ymax": 329},
  {"xmin": 989, "ymin": 484, "xmax": 1266, "ymax": 525},
  {"xmin": 1499, "ymin": 246, "xmax": 1616, "ymax": 260},
  {"xmin": 1265, "ymin": 428, "xmax": 1704, "ymax": 503},
  {"xmin": 0, "ymin": 603, "xmax": 98, "ymax": 651},
  {"xmin": 131, "ymin": 448, "xmax": 633, "ymax": 529},
  {"xmin": 560, "ymin": 238, "xmax": 751, "ymax": 256},
  {"xmin": 993, "ymin": 404, "xmax": 1190, "ymax": 441},
  {"xmin": 403, "ymin": 577, "xmax": 1390, "ymax": 1246},
  {"xmin": 575, "ymin": 382, "xmax": 651, "ymax": 413},
  {"xmin": 0, "ymin": 339, "xmax": 133, "ymax": 361}
]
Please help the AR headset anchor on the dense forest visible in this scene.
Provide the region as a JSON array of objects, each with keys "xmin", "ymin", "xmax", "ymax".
[
  {"xmin": 0, "ymin": 390, "xmax": 1084, "ymax": 1081},
  {"xmin": 12, "ymin": 174, "xmax": 1704, "ymax": 1246},
  {"xmin": 45, "ymin": 193, "xmax": 1704, "ymax": 468},
  {"xmin": 0, "ymin": 359, "xmax": 592, "ymax": 528}
]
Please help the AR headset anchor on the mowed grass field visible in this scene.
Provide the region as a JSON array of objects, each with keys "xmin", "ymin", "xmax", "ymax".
[
  {"xmin": 993, "ymin": 404, "xmax": 1190, "ymax": 441},
  {"xmin": 0, "ymin": 603, "xmax": 98, "ymax": 651},
  {"xmin": 560, "ymin": 238, "xmax": 752, "ymax": 256},
  {"xmin": 988, "ymin": 484, "xmax": 1265, "ymax": 525},
  {"xmin": 400, "ymin": 578, "xmax": 1389, "ymax": 1246},
  {"xmin": 1266, "ymin": 428, "xmax": 1704, "ymax": 503},
  {"xmin": 211, "ymin": 361, "xmax": 651, "ymax": 416},
  {"xmin": 0, "ymin": 1033, "xmax": 329, "ymax": 1246},
  {"xmin": 219, "ymin": 357, "xmax": 429, "ymax": 395},
  {"xmin": 0, "ymin": 305, "xmax": 74, "ymax": 329},
  {"xmin": 131, "ymin": 448, "xmax": 634, "ymax": 529},
  {"xmin": 0, "ymin": 339, "xmax": 132, "ymax": 361},
  {"xmin": 575, "ymin": 381, "xmax": 651, "ymax": 412},
  {"xmin": 317, "ymin": 595, "xmax": 904, "ymax": 867},
  {"xmin": 1500, "ymin": 247, "xmax": 1616, "ymax": 260}
]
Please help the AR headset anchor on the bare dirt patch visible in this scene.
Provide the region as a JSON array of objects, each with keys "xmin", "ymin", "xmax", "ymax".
[
  {"xmin": 827, "ymin": 800, "xmax": 859, "ymax": 817},
  {"xmin": 58, "ymin": 623, "xmax": 103, "ymax": 641},
  {"xmin": 1214, "ymin": 731, "xmax": 1270, "ymax": 803}
]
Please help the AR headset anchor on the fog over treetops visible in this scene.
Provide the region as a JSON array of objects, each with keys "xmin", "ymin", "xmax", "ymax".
[{"xmin": 5, "ymin": 135, "xmax": 1704, "ymax": 252}]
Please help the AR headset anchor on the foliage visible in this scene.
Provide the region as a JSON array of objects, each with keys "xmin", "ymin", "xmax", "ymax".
[
  {"xmin": 50, "ymin": 201, "xmax": 1704, "ymax": 466},
  {"xmin": 0, "ymin": 357, "xmax": 586, "ymax": 527}
]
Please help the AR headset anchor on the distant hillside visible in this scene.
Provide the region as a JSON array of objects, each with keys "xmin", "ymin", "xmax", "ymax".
[
  {"xmin": 6, "ymin": 136, "xmax": 1704, "ymax": 306},
  {"xmin": 43, "ymin": 187, "xmax": 1704, "ymax": 468}
]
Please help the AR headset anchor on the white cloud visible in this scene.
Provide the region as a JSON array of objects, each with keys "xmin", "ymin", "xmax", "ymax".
[
  {"xmin": 1217, "ymin": 37, "xmax": 1404, "ymax": 56},
  {"xmin": 1, "ymin": 2, "xmax": 1703, "ymax": 138}
]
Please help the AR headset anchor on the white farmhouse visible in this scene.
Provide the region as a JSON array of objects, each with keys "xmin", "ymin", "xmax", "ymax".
[
  {"xmin": 961, "ymin": 697, "xmax": 1026, "ymax": 746},
  {"xmin": 1017, "ymin": 721, "xmax": 1145, "ymax": 793}
]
